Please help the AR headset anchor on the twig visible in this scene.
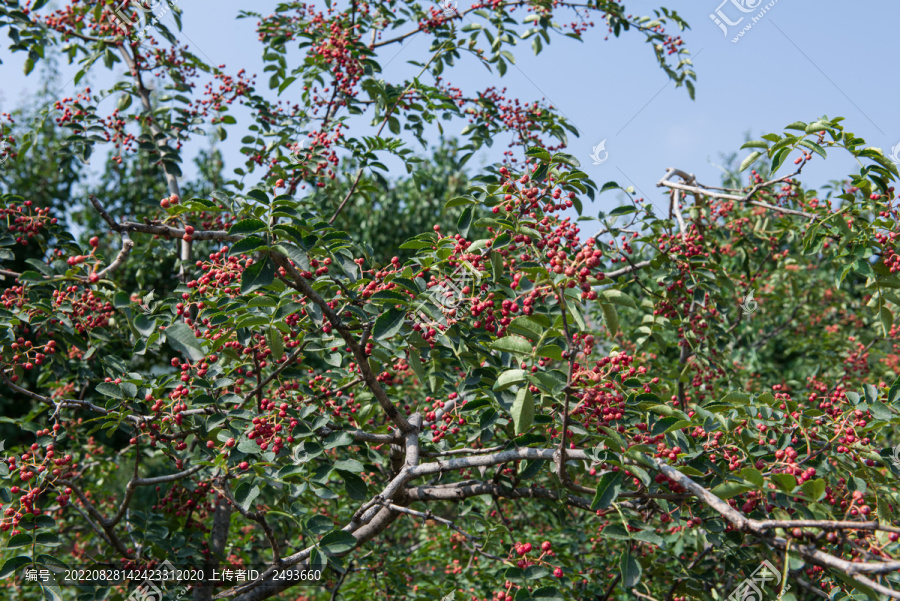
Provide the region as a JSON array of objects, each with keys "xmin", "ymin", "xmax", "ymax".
[
  {"xmin": 96, "ymin": 231, "xmax": 135, "ymax": 278},
  {"xmin": 666, "ymin": 544, "xmax": 713, "ymax": 601},
  {"xmin": 329, "ymin": 561, "xmax": 353, "ymax": 601},
  {"xmin": 217, "ymin": 478, "xmax": 281, "ymax": 563}
]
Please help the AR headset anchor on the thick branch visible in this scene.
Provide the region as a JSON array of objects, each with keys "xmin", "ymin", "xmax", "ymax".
[{"xmin": 648, "ymin": 456, "xmax": 900, "ymax": 592}]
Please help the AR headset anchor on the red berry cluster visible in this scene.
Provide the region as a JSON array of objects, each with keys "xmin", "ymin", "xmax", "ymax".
[{"xmin": 0, "ymin": 200, "xmax": 57, "ymax": 244}]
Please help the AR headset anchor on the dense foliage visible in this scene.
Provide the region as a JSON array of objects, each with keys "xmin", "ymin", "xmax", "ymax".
[{"xmin": 2, "ymin": 1, "xmax": 900, "ymax": 601}]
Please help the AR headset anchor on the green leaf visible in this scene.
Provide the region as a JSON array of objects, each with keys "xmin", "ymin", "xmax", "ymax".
[
  {"xmin": 333, "ymin": 459, "xmax": 364, "ymax": 473},
  {"xmin": 233, "ymin": 481, "xmax": 260, "ymax": 512},
  {"xmin": 721, "ymin": 391, "xmax": 750, "ymax": 406},
  {"xmin": 511, "ymin": 388, "xmax": 534, "ymax": 435},
  {"xmin": 531, "ymin": 587, "xmax": 564, "ymax": 601},
  {"xmin": 805, "ymin": 121, "xmax": 829, "ymax": 133},
  {"xmin": 740, "ymin": 151, "xmax": 762, "ymax": 172},
  {"xmin": 525, "ymin": 147, "xmax": 552, "ymax": 162},
  {"xmin": 164, "ymin": 322, "xmax": 206, "ymax": 362},
  {"xmin": 490, "ymin": 251, "xmax": 503, "ymax": 282},
  {"xmin": 609, "ymin": 205, "xmax": 636, "ymax": 217},
  {"xmin": 408, "ymin": 348, "xmax": 427, "ymax": 385},
  {"xmin": 600, "ymin": 303, "xmax": 619, "ymax": 336},
  {"xmin": 757, "ymin": 392, "xmax": 776, "ymax": 405},
  {"xmin": 600, "ymin": 289, "xmax": 637, "ymax": 309},
  {"xmin": 267, "ymin": 326, "xmax": 284, "ymax": 361},
  {"xmin": 650, "ymin": 417, "xmax": 688, "ymax": 436},
  {"xmin": 0, "ymin": 556, "xmax": 31, "ymax": 579},
  {"xmin": 459, "ymin": 399, "xmax": 489, "ymax": 414},
  {"xmin": 632, "ymin": 530, "xmax": 664, "ymax": 547},
  {"xmin": 35, "ymin": 532, "xmax": 60, "ymax": 546},
  {"xmin": 337, "ymin": 470, "xmax": 368, "ymax": 501},
  {"xmin": 241, "ymin": 257, "xmax": 275, "ymax": 294},
  {"xmin": 869, "ymin": 400, "xmax": 892, "ymax": 421},
  {"xmin": 711, "ymin": 481, "xmax": 754, "ymax": 499},
  {"xmin": 230, "ymin": 236, "xmax": 268, "ymax": 255},
  {"xmin": 508, "ymin": 316, "xmax": 548, "ymax": 341},
  {"xmin": 95, "ymin": 382, "xmax": 124, "ymax": 399},
  {"xmin": 229, "ymin": 218, "xmax": 267, "ymax": 235},
  {"xmin": 832, "ymin": 570, "xmax": 879, "ymax": 600},
  {"xmin": 491, "ymin": 336, "xmax": 533, "ymax": 355},
  {"xmin": 800, "ymin": 478, "xmax": 826, "ymax": 501},
  {"xmin": 619, "ymin": 550, "xmax": 642, "ymax": 587},
  {"xmin": 235, "ymin": 315, "xmax": 269, "ymax": 330},
  {"xmin": 273, "ymin": 243, "xmax": 311, "ymax": 272},
  {"xmin": 590, "ymin": 470, "xmax": 624, "ymax": 510},
  {"xmin": 881, "ymin": 306, "xmax": 893, "ymax": 337},
  {"xmin": 771, "ymin": 473, "xmax": 797, "ymax": 492},
  {"xmin": 133, "ymin": 313, "xmax": 156, "ymax": 337},
  {"xmin": 519, "ymin": 459, "xmax": 545, "ymax": 480},
  {"xmin": 888, "ymin": 375, "xmax": 900, "ymax": 406},
  {"xmin": 374, "ymin": 307, "xmax": 406, "ymax": 340},
  {"xmin": 523, "ymin": 566, "xmax": 549, "ymax": 580},
  {"xmin": 305, "ymin": 515, "xmax": 334, "ymax": 535},
  {"xmin": 247, "ymin": 190, "xmax": 270, "ymax": 203},
  {"xmin": 458, "ymin": 206, "xmax": 474, "ymax": 237},
  {"xmin": 35, "ymin": 554, "xmax": 66, "ymax": 570},
  {"xmin": 319, "ymin": 530, "xmax": 358, "ymax": 556},
  {"xmin": 495, "ymin": 369, "xmax": 526, "ymax": 391},
  {"xmin": 599, "ymin": 524, "xmax": 630, "ymax": 540},
  {"xmin": 739, "ymin": 468, "xmax": 764, "ymax": 488},
  {"xmin": 323, "ymin": 431, "xmax": 354, "ymax": 449},
  {"xmin": 7, "ymin": 533, "xmax": 32, "ymax": 548}
]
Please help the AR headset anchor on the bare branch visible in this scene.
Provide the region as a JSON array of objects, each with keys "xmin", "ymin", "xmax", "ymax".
[
  {"xmin": 657, "ymin": 167, "xmax": 818, "ymax": 220},
  {"xmin": 89, "ymin": 195, "xmax": 239, "ymax": 242},
  {"xmin": 59, "ymin": 479, "xmax": 134, "ymax": 559},
  {"xmin": 96, "ymin": 231, "xmax": 135, "ymax": 279},
  {"xmin": 601, "ymin": 260, "xmax": 652, "ymax": 280}
]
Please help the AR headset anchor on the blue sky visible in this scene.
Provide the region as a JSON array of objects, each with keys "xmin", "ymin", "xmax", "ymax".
[{"xmin": 1, "ymin": 0, "xmax": 898, "ymax": 218}]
